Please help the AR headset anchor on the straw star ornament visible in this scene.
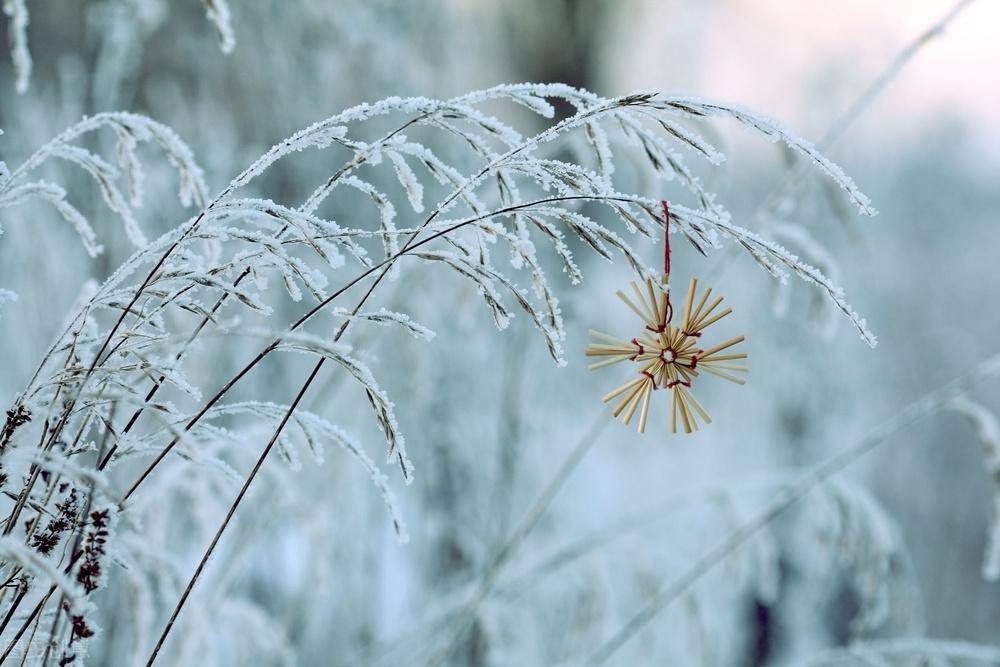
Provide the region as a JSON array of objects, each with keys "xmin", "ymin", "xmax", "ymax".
[{"xmin": 585, "ymin": 202, "xmax": 747, "ymax": 434}]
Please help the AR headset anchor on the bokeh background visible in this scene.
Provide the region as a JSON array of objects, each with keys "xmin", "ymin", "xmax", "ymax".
[{"xmin": 1, "ymin": 1, "xmax": 998, "ymax": 664}]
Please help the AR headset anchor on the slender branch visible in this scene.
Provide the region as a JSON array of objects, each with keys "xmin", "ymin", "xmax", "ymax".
[
  {"xmin": 0, "ymin": 586, "xmax": 55, "ymax": 663},
  {"xmin": 141, "ymin": 94, "xmax": 647, "ymax": 661},
  {"xmin": 1, "ymin": 339, "xmax": 82, "ymax": 537},
  {"xmin": 488, "ymin": 327, "xmax": 529, "ymax": 544},
  {"xmin": 822, "ymin": 0, "xmax": 976, "ymax": 152},
  {"xmin": 143, "ymin": 357, "xmax": 326, "ymax": 665},
  {"xmin": 140, "ymin": 190, "xmax": 622, "ymax": 664},
  {"xmin": 98, "ymin": 117, "xmax": 425, "ymax": 470},
  {"xmin": 0, "ymin": 116, "xmax": 437, "ymax": 646},
  {"xmin": 707, "ymin": 0, "xmax": 976, "ymax": 279},
  {"xmin": 122, "ymin": 194, "xmax": 633, "ymax": 502},
  {"xmin": 4, "ymin": 111, "xmax": 430, "ymax": 549},
  {"xmin": 587, "ymin": 351, "xmax": 1000, "ymax": 664},
  {"xmin": 428, "ymin": 416, "xmax": 608, "ymax": 666}
]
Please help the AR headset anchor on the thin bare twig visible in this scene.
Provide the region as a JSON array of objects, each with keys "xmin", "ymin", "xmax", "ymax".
[
  {"xmin": 707, "ymin": 0, "xmax": 976, "ymax": 281},
  {"xmin": 428, "ymin": 415, "xmax": 608, "ymax": 666}
]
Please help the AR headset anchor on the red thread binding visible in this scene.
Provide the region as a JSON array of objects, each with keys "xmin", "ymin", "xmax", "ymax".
[
  {"xmin": 629, "ymin": 337, "xmax": 645, "ymax": 361},
  {"xmin": 641, "ymin": 369, "xmax": 659, "ymax": 390}
]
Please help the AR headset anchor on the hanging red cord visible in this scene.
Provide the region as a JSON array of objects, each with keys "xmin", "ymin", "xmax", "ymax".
[
  {"xmin": 661, "ymin": 199, "xmax": 671, "ymax": 277},
  {"xmin": 660, "ymin": 200, "xmax": 673, "ymax": 325}
]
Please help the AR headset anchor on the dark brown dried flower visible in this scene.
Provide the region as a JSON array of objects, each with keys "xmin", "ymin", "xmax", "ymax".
[
  {"xmin": 76, "ymin": 509, "xmax": 110, "ymax": 594},
  {"xmin": 1, "ymin": 405, "xmax": 31, "ymax": 447},
  {"xmin": 31, "ymin": 488, "xmax": 78, "ymax": 556}
]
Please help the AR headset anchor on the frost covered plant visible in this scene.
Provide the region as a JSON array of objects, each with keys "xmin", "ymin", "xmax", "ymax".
[
  {"xmin": 0, "ymin": 113, "xmax": 208, "ymax": 252},
  {"xmin": 949, "ymin": 397, "xmax": 1000, "ymax": 581},
  {"xmin": 799, "ymin": 638, "xmax": 1000, "ymax": 666},
  {"xmin": 2, "ymin": 0, "xmax": 30, "ymax": 93},
  {"xmin": 2, "ymin": 0, "xmax": 235, "ymax": 94},
  {"xmin": 0, "ymin": 84, "xmax": 876, "ymax": 662}
]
